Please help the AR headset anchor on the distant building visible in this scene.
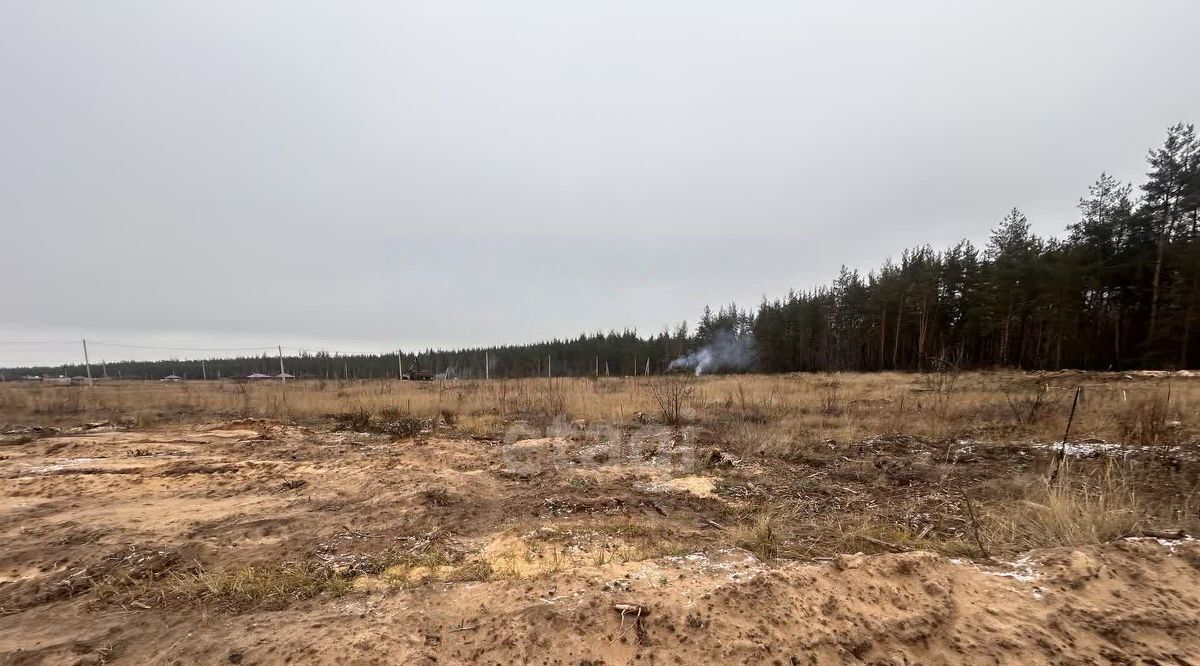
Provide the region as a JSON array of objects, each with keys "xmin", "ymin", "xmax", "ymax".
[
  {"xmin": 162, "ymin": 374, "xmax": 182, "ymax": 382},
  {"xmin": 246, "ymin": 373, "xmax": 270, "ymax": 380},
  {"xmin": 276, "ymin": 372, "xmax": 295, "ymax": 379}
]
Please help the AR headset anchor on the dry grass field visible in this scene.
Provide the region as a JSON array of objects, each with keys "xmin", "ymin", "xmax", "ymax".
[
  {"xmin": 2, "ymin": 370, "xmax": 1199, "ymax": 664},
  {"xmin": 2, "ymin": 369, "xmax": 1194, "ymax": 444}
]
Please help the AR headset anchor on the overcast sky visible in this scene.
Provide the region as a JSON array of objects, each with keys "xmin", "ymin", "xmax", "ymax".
[{"xmin": 2, "ymin": 1, "xmax": 1199, "ymax": 367}]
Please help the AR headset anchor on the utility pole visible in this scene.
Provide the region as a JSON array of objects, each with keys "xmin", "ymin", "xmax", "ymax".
[
  {"xmin": 278, "ymin": 345, "xmax": 286, "ymax": 382},
  {"xmin": 605, "ymin": 361, "xmax": 610, "ymax": 377},
  {"xmin": 485, "ymin": 351, "xmax": 490, "ymax": 380},
  {"xmin": 81, "ymin": 339, "xmax": 93, "ymax": 387},
  {"xmin": 645, "ymin": 358, "xmax": 650, "ymax": 376},
  {"xmin": 201, "ymin": 359, "xmax": 207, "ymax": 381},
  {"xmin": 595, "ymin": 356, "xmax": 599, "ymax": 378},
  {"xmin": 101, "ymin": 359, "xmax": 108, "ymax": 379},
  {"xmin": 397, "ymin": 350, "xmax": 403, "ymax": 380},
  {"xmin": 547, "ymin": 355, "xmax": 551, "ymax": 379}
]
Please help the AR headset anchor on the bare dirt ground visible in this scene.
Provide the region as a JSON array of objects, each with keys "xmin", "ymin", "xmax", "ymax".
[{"xmin": 2, "ymin": 413, "xmax": 1198, "ymax": 665}]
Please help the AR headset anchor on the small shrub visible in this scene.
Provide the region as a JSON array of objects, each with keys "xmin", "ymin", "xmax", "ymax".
[
  {"xmin": 1004, "ymin": 383, "xmax": 1049, "ymax": 426},
  {"xmin": 649, "ymin": 375, "xmax": 695, "ymax": 426},
  {"xmin": 1117, "ymin": 394, "xmax": 1172, "ymax": 447},
  {"xmin": 422, "ymin": 487, "xmax": 456, "ymax": 506},
  {"xmin": 819, "ymin": 381, "xmax": 843, "ymax": 417},
  {"xmin": 378, "ymin": 416, "xmax": 426, "ymax": 438},
  {"xmin": 329, "ymin": 408, "xmax": 371, "ymax": 432}
]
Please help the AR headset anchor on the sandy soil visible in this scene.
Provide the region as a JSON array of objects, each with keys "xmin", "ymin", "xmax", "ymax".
[{"xmin": 1, "ymin": 421, "xmax": 1198, "ymax": 665}]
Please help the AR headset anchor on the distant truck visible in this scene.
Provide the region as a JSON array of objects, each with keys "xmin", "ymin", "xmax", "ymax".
[{"xmin": 402, "ymin": 371, "xmax": 434, "ymax": 381}]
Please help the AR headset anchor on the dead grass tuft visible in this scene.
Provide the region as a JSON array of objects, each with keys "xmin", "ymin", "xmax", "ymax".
[
  {"xmin": 984, "ymin": 463, "xmax": 1145, "ymax": 550},
  {"xmin": 96, "ymin": 562, "xmax": 353, "ymax": 612},
  {"xmin": 728, "ymin": 512, "xmax": 782, "ymax": 560}
]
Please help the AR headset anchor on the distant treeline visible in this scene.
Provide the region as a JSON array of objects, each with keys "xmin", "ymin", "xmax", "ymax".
[
  {"xmin": 4, "ymin": 123, "xmax": 1199, "ymax": 379},
  {"xmin": 2, "ymin": 332, "xmax": 691, "ymax": 381},
  {"xmin": 755, "ymin": 123, "xmax": 1200, "ymax": 372}
]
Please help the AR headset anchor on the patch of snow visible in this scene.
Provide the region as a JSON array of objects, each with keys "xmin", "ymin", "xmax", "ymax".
[
  {"xmin": 1123, "ymin": 535, "xmax": 1195, "ymax": 553},
  {"xmin": 1029, "ymin": 440, "xmax": 1185, "ymax": 459},
  {"xmin": 984, "ymin": 555, "xmax": 1038, "ymax": 583},
  {"xmin": 953, "ymin": 554, "xmax": 1038, "ymax": 584},
  {"xmin": 26, "ymin": 457, "xmax": 106, "ymax": 473}
]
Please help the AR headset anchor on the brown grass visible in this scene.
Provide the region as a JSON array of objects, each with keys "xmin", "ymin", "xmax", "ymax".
[
  {"xmin": 728, "ymin": 511, "xmax": 783, "ymax": 560},
  {"xmin": 984, "ymin": 462, "xmax": 1148, "ymax": 550},
  {"xmin": 95, "ymin": 561, "xmax": 354, "ymax": 612},
  {"xmin": 2, "ymin": 372, "xmax": 1193, "ymax": 447}
]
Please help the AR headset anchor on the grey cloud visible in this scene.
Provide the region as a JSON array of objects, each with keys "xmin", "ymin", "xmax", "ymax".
[{"xmin": 2, "ymin": 1, "xmax": 1199, "ymax": 366}]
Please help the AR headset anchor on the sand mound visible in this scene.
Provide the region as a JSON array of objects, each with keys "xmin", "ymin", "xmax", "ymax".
[
  {"xmin": 7, "ymin": 539, "xmax": 1194, "ymax": 665},
  {"xmin": 383, "ymin": 538, "xmax": 1199, "ymax": 665},
  {"xmin": 4, "ymin": 424, "xmax": 1198, "ymax": 664}
]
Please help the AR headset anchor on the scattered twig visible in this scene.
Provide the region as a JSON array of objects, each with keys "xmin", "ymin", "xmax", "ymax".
[
  {"xmin": 613, "ymin": 603, "xmax": 649, "ymax": 644},
  {"xmin": 958, "ymin": 484, "xmax": 989, "ymax": 559},
  {"xmin": 640, "ymin": 500, "xmax": 667, "ymax": 516},
  {"xmin": 745, "ymin": 482, "xmax": 770, "ymax": 499},
  {"xmin": 854, "ymin": 535, "xmax": 911, "ymax": 553},
  {"xmin": 613, "ymin": 603, "xmax": 647, "ymax": 616},
  {"xmin": 337, "ymin": 525, "xmax": 382, "ymax": 539}
]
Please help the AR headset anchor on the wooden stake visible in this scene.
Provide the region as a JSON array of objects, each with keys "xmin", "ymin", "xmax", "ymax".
[{"xmin": 1049, "ymin": 386, "xmax": 1081, "ymax": 481}]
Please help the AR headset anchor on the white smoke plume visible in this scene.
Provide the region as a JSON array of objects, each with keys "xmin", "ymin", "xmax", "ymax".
[{"xmin": 668, "ymin": 329, "xmax": 755, "ymax": 376}]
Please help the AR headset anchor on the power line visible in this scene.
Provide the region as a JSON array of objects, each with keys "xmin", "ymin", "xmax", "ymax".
[
  {"xmin": 0, "ymin": 341, "xmax": 395, "ymax": 355},
  {"xmin": 0, "ymin": 339, "xmax": 405, "ymax": 369},
  {"xmin": 87, "ymin": 341, "xmax": 278, "ymax": 352}
]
